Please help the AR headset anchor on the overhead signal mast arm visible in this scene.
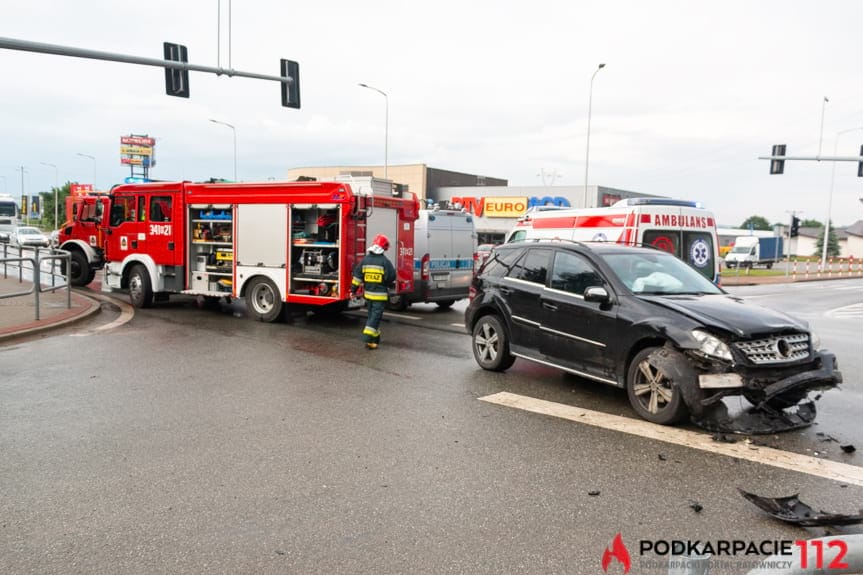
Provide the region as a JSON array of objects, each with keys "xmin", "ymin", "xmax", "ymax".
[{"xmin": 0, "ymin": 36, "xmax": 299, "ymax": 108}]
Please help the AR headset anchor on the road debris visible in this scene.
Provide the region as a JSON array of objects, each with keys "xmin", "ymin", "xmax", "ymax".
[{"xmin": 738, "ymin": 488, "xmax": 863, "ymax": 526}]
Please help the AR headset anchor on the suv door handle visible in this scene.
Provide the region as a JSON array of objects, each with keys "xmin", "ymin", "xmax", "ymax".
[{"xmin": 542, "ymin": 302, "xmax": 558, "ymax": 311}]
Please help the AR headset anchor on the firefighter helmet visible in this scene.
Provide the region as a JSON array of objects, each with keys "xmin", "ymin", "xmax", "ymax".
[{"xmin": 371, "ymin": 234, "xmax": 390, "ymax": 252}]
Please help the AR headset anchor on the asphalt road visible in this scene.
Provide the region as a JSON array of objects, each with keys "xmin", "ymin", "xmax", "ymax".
[{"xmin": 1, "ymin": 280, "xmax": 862, "ymax": 574}]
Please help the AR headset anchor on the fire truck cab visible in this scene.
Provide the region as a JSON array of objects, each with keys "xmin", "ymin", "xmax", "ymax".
[
  {"xmin": 57, "ymin": 192, "xmax": 111, "ymax": 286},
  {"xmin": 505, "ymin": 198, "xmax": 720, "ymax": 283},
  {"xmin": 102, "ymin": 178, "xmax": 419, "ymax": 322}
]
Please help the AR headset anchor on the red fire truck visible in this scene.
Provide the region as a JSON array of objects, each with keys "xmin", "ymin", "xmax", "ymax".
[
  {"xmin": 57, "ymin": 192, "xmax": 111, "ymax": 286},
  {"xmin": 100, "ymin": 177, "xmax": 420, "ymax": 321}
]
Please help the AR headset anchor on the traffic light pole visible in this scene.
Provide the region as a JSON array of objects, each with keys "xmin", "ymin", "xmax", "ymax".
[
  {"xmin": 785, "ymin": 212, "xmax": 798, "ymax": 277},
  {"xmin": 0, "ymin": 36, "xmax": 297, "ymax": 106},
  {"xmin": 759, "ymin": 154, "xmax": 862, "ymax": 163}
]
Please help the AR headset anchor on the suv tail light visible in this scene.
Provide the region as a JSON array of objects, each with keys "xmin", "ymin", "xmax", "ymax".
[{"xmin": 468, "ymin": 285, "xmax": 477, "ymax": 301}]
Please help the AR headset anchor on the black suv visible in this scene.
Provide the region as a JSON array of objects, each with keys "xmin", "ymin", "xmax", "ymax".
[{"xmin": 465, "ymin": 241, "xmax": 842, "ymax": 430}]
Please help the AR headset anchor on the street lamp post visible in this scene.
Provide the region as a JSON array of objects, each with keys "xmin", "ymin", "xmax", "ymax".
[
  {"xmin": 40, "ymin": 162, "xmax": 59, "ymax": 229},
  {"xmin": 209, "ymin": 119, "xmax": 237, "ymax": 181},
  {"xmin": 584, "ymin": 63, "xmax": 606, "ymax": 208},
  {"xmin": 821, "ymin": 126, "xmax": 863, "ymax": 269},
  {"xmin": 358, "ymin": 83, "xmax": 389, "ymax": 179},
  {"xmin": 76, "ymin": 153, "xmax": 96, "ymax": 190}
]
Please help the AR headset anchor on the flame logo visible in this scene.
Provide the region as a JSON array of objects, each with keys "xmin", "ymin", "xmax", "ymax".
[{"xmin": 602, "ymin": 533, "xmax": 631, "ymax": 574}]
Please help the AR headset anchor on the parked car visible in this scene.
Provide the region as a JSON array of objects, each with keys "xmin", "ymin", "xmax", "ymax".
[
  {"xmin": 10, "ymin": 226, "xmax": 51, "ymax": 248},
  {"xmin": 465, "ymin": 240, "xmax": 841, "ymax": 430}
]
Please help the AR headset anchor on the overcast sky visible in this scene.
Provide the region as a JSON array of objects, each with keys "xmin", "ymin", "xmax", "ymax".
[{"xmin": 2, "ymin": 0, "xmax": 862, "ymax": 228}]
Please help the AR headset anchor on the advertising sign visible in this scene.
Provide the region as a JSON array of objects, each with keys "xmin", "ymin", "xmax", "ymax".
[
  {"xmin": 120, "ymin": 134, "xmax": 156, "ymax": 168},
  {"xmin": 120, "ymin": 145, "xmax": 153, "ymax": 156},
  {"xmin": 120, "ymin": 135, "xmax": 155, "ymax": 146},
  {"xmin": 30, "ymin": 195, "xmax": 40, "ymax": 218},
  {"xmin": 70, "ymin": 184, "xmax": 94, "ymax": 198}
]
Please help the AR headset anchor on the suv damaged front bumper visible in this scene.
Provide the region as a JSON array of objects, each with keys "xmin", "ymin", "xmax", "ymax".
[{"xmin": 669, "ymin": 348, "xmax": 842, "ymax": 434}]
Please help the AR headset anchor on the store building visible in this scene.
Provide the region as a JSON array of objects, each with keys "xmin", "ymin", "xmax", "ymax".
[{"xmin": 286, "ymin": 164, "xmax": 652, "ymax": 245}]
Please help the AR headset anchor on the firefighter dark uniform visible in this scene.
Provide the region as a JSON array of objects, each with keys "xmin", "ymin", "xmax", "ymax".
[{"xmin": 351, "ymin": 234, "xmax": 396, "ymax": 349}]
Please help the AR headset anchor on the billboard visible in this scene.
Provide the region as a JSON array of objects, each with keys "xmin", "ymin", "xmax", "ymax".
[{"xmin": 120, "ymin": 134, "xmax": 156, "ymax": 168}]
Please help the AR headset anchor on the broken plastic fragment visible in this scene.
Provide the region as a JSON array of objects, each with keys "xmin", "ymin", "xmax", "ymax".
[
  {"xmin": 738, "ymin": 488, "xmax": 863, "ymax": 526},
  {"xmin": 693, "ymin": 402, "xmax": 817, "ymax": 435}
]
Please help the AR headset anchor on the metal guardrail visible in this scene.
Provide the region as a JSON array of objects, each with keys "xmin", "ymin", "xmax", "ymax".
[{"xmin": 0, "ymin": 243, "xmax": 71, "ymax": 321}]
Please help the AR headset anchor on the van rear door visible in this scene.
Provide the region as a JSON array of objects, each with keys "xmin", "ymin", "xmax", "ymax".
[{"xmin": 449, "ymin": 213, "xmax": 476, "ymax": 290}]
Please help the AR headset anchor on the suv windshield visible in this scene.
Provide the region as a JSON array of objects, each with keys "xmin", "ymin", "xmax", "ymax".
[{"xmin": 603, "ymin": 251, "xmax": 722, "ymax": 295}]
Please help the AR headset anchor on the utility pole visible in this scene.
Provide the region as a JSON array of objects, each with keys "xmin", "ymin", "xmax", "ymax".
[{"xmin": 19, "ymin": 165, "xmax": 28, "ymax": 225}]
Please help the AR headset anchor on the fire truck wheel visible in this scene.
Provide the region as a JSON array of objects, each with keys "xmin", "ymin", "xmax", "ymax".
[
  {"xmin": 246, "ymin": 276, "xmax": 283, "ymax": 323},
  {"xmin": 128, "ymin": 264, "xmax": 154, "ymax": 308},
  {"xmin": 386, "ymin": 294, "xmax": 408, "ymax": 311},
  {"xmin": 66, "ymin": 250, "xmax": 91, "ymax": 287}
]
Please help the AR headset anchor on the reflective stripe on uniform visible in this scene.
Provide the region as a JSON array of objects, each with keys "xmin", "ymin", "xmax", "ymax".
[{"xmin": 364, "ymin": 292, "xmax": 388, "ymax": 301}]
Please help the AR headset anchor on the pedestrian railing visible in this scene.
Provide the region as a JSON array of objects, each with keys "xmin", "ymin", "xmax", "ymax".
[{"xmin": 0, "ymin": 244, "xmax": 71, "ymax": 321}]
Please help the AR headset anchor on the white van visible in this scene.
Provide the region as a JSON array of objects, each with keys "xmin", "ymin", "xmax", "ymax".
[
  {"xmin": 388, "ymin": 208, "xmax": 477, "ymax": 310},
  {"xmin": 506, "ymin": 198, "xmax": 721, "ymax": 283}
]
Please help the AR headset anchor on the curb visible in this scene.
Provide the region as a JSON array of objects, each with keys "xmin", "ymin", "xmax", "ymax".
[{"xmin": 0, "ymin": 290, "xmax": 102, "ymax": 342}]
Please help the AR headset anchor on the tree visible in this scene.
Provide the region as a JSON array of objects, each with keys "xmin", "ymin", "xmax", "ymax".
[
  {"xmin": 814, "ymin": 221, "xmax": 840, "ymax": 258},
  {"xmin": 38, "ymin": 182, "xmax": 72, "ymax": 230},
  {"xmin": 801, "ymin": 219, "xmax": 822, "ymax": 228},
  {"xmin": 739, "ymin": 215, "xmax": 771, "ymax": 231}
]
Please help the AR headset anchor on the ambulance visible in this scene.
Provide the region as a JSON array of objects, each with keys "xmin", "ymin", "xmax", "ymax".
[{"xmin": 505, "ymin": 198, "xmax": 720, "ymax": 283}]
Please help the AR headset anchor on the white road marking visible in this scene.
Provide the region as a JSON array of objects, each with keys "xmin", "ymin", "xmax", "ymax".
[
  {"xmin": 382, "ymin": 312, "xmax": 422, "ymax": 321},
  {"xmin": 480, "ymin": 391, "xmax": 863, "ymax": 487},
  {"xmin": 70, "ymin": 292, "xmax": 135, "ymax": 335},
  {"xmin": 826, "ymin": 302, "xmax": 863, "ymax": 319}
]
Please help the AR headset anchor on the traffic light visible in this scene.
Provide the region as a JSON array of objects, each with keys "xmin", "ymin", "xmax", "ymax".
[
  {"xmin": 770, "ymin": 144, "xmax": 786, "ymax": 174},
  {"xmin": 280, "ymin": 59, "xmax": 300, "ymax": 109},
  {"xmin": 163, "ymin": 42, "xmax": 190, "ymax": 98},
  {"xmin": 790, "ymin": 216, "xmax": 800, "ymax": 238}
]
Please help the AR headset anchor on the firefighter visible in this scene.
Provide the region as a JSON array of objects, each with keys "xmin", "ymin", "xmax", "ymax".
[{"xmin": 351, "ymin": 234, "xmax": 396, "ymax": 349}]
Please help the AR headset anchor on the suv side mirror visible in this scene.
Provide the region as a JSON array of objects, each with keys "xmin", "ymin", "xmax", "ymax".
[{"xmin": 583, "ymin": 286, "xmax": 610, "ymax": 304}]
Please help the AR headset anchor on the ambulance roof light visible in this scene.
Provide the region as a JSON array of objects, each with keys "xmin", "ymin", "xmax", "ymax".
[{"xmin": 612, "ymin": 198, "xmax": 703, "ymax": 208}]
